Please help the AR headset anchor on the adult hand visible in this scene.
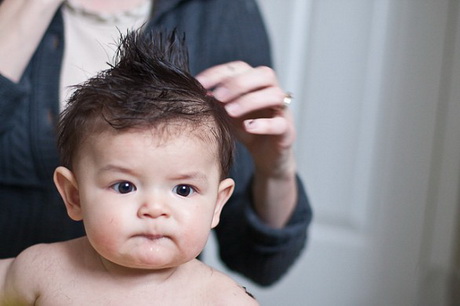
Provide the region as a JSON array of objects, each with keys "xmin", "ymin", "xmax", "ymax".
[
  {"xmin": 196, "ymin": 61, "xmax": 298, "ymax": 228},
  {"xmin": 196, "ymin": 61, "xmax": 296, "ymax": 175}
]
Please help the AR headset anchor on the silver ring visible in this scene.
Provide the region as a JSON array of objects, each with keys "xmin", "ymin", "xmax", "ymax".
[{"xmin": 283, "ymin": 92, "xmax": 293, "ymax": 108}]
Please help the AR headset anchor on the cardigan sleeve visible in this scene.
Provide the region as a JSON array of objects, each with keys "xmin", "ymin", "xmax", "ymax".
[{"xmin": 214, "ymin": 142, "xmax": 312, "ymax": 286}]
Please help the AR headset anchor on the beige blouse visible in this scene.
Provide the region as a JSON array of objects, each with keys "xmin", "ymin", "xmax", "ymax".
[{"xmin": 60, "ymin": 0, "xmax": 152, "ymax": 110}]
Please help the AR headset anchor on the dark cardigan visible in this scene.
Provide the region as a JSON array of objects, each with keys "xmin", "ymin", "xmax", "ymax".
[{"xmin": 0, "ymin": 0, "xmax": 312, "ymax": 286}]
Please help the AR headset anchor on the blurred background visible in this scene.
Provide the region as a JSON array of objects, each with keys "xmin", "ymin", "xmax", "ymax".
[{"xmin": 205, "ymin": 0, "xmax": 460, "ymax": 305}]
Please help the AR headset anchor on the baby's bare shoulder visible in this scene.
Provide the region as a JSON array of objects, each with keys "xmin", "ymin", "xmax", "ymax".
[
  {"xmin": 195, "ymin": 264, "xmax": 259, "ymax": 306},
  {"xmin": 14, "ymin": 238, "xmax": 82, "ymax": 271},
  {"xmin": 10, "ymin": 242, "xmax": 62, "ymax": 277},
  {"xmin": 1, "ymin": 239, "xmax": 81, "ymax": 304},
  {"xmin": 10, "ymin": 238, "xmax": 88, "ymax": 286}
]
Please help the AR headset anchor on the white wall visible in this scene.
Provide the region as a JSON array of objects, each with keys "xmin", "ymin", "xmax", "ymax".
[{"xmin": 205, "ymin": 1, "xmax": 460, "ymax": 305}]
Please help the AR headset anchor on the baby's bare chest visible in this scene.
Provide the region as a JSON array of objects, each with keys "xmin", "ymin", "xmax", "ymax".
[{"xmin": 34, "ymin": 275, "xmax": 209, "ymax": 306}]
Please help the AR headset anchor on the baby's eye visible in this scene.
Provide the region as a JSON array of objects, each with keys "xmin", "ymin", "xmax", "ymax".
[
  {"xmin": 111, "ymin": 181, "xmax": 136, "ymax": 194},
  {"xmin": 173, "ymin": 184, "xmax": 195, "ymax": 197}
]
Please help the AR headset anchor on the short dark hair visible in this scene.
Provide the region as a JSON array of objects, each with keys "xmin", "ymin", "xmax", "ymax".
[{"xmin": 57, "ymin": 29, "xmax": 235, "ymax": 178}]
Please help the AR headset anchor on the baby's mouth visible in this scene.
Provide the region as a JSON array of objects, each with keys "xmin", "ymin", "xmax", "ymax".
[{"xmin": 134, "ymin": 233, "xmax": 166, "ymax": 240}]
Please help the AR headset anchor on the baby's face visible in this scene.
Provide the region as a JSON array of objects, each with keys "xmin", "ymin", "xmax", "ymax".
[{"xmin": 72, "ymin": 127, "xmax": 233, "ymax": 270}]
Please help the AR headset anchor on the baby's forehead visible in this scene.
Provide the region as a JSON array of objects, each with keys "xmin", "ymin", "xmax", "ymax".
[
  {"xmin": 72, "ymin": 124, "xmax": 223, "ymax": 180},
  {"xmin": 87, "ymin": 123, "xmax": 218, "ymax": 147},
  {"xmin": 71, "ymin": 118, "xmax": 221, "ymax": 166}
]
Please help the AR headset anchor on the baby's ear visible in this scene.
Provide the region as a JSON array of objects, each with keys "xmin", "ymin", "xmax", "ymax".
[
  {"xmin": 54, "ymin": 166, "xmax": 83, "ymax": 221},
  {"xmin": 211, "ymin": 178, "xmax": 235, "ymax": 228}
]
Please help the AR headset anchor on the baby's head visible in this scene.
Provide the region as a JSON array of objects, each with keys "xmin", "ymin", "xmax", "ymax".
[
  {"xmin": 57, "ymin": 29, "xmax": 234, "ymax": 179},
  {"xmin": 53, "ymin": 30, "xmax": 236, "ymax": 270}
]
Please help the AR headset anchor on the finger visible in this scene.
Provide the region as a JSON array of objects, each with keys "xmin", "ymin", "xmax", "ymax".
[
  {"xmin": 195, "ymin": 61, "xmax": 252, "ymax": 89},
  {"xmin": 224, "ymin": 86, "xmax": 285, "ymax": 117},
  {"xmin": 244, "ymin": 117, "xmax": 296, "ymax": 148},
  {"xmin": 244, "ymin": 117, "xmax": 287, "ymax": 135},
  {"xmin": 212, "ymin": 66, "xmax": 279, "ymax": 102}
]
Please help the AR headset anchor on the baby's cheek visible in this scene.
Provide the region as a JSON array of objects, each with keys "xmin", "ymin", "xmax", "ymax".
[
  {"xmin": 181, "ymin": 228, "xmax": 210, "ymax": 258},
  {"xmin": 85, "ymin": 216, "xmax": 122, "ymax": 249},
  {"xmin": 86, "ymin": 228, "xmax": 122, "ymax": 262}
]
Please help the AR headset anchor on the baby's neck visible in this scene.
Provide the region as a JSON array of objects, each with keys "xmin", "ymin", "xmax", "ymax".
[
  {"xmin": 77, "ymin": 237, "xmax": 183, "ymax": 286},
  {"xmin": 98, "ymin": 255, "xmax": 180, "ymax": 284}
]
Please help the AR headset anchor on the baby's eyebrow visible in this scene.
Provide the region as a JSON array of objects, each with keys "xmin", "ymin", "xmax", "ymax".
[
  {"xmin": 97, "ymin": 164, "xmax": 137, "ymax": 176},
  {"xmin": 169, "ymin": 172, "xmax": 208, "ymax": 182},
  {"xmin": 97, "ymin": 166, "xmax": 209, "ymax": 183}
]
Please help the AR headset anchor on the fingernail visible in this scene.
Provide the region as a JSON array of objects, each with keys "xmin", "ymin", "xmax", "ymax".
[{"xmin": 244, "ymin": 119, "xmax": 256, "ymax": 129}]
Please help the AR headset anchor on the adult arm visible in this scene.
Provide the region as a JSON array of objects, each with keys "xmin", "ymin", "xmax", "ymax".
[
  {"xmin": 0, "ymin": 0, "xmax": 63, "ymax": 133},
  {"xmin": 198, "ymin": 63, "xmax": 313, "ymax": 284},
  {"xmin": 195, "ymin": 0, "xmax": 312, "ymax": 286},
  {"xmin": 0, "ymin": 0, "xmax": 63, "ymax": 82}
]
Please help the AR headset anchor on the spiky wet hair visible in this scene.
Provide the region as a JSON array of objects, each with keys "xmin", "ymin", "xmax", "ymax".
[{"xmin": 57, "ymin": 29, "xmax": 235, "ymax": 178}]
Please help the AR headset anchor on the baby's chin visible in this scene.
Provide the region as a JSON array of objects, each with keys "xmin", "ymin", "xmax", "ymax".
[
  {"xmin": 104, "ymin": 251, "xmax": 193, "ymax": 272},
  {"xmin": 94, "ymin": 238, "xmax": 200, "ymax": 272},
  {"xmin": 99, "ymin": 255, "xmax": 181, "ymax": 274}
]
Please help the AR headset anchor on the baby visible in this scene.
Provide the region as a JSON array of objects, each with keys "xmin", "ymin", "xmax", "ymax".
[{"xmin": 0, "ymin": 29, "xmax": 257, "ymax": 305}]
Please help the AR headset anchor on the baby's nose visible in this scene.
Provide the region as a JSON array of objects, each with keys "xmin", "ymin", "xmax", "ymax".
[{"xmin": 137, "ymin": 194, "xmax": 170, "ymax": 219}]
